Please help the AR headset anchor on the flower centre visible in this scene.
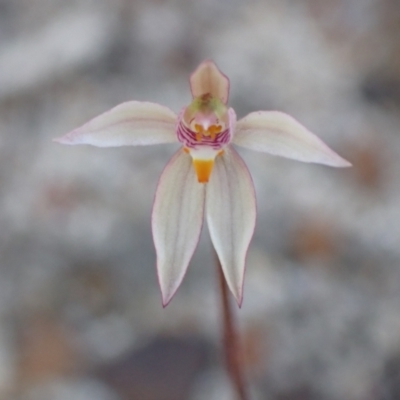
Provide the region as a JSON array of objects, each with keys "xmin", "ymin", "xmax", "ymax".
[
  {"xmin": 178, "ymin": 93, "xmax": 230, "ymax": 149},
  {"xmin": 177, "ymin": 94, "xmax": 232, "ymax": 183}
]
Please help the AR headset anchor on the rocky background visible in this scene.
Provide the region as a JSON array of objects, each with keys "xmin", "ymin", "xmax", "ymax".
[{"xmin": 1, "ymin": 0, "xmax": 400, "ymax": 399}]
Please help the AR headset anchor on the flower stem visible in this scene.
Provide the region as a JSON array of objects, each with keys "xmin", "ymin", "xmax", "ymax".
[{"xmin": 216, "ymin": 256, "xmax": 249, "ymax": 400}]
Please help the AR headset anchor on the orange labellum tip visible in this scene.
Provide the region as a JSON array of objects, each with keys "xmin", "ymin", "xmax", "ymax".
[{"xmin": 193, "ymin": 159, "xmax": 214, "ymax": 183}]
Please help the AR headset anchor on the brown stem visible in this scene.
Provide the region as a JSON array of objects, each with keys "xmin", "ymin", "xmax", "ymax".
[{"xmin": 216, "ymin": 256, "xmax": 249, "ymax": 400}]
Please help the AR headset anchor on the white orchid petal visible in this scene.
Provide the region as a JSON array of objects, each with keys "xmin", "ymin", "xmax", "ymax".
[
  {"xmin": 152, "ymin": 150, "xmax": 206, "ymax": 306},
  {"xmin": 206, "ymin": 147, "xmax": 256, "ymax": 306},
  {"xmin": 234, "ymin": 111, "xmax": 351, "ymax": 167},
  {"xmin": 54, "ymin": 101, "xmax": 178, "ymax": 147}
]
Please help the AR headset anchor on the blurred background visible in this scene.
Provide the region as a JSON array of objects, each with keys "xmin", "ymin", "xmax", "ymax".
[{"xmin": 1, "ymin": 0, "xmax": 400, "ymax": 399}]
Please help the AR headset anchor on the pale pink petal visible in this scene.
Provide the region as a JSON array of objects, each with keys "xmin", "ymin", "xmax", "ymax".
[
  {"xmin": 190, "ymin": 60, "xmax": 230, "ymax": 104},
  {"xmin": 206, "ymin": 147, "xmax": 256, "ymax": 306},
  {"xmin": 54, "ymin": 101, "xmax": 178, "ymax": 147},
  {"xmin": 234, "ymin": 111, "xmax": 351, "ymax": 167},
  {"xmin": 152, "ymin": 149, "xmax": 206, "ymax": 306}
]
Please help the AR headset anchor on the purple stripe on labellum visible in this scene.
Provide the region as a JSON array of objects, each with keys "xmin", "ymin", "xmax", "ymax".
[{"xmin": 177, "ymin": 119, "xmax": 231, "ymax": 150}]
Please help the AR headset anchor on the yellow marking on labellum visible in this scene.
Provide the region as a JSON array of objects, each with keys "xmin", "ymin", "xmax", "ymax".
[
  {"xmin": 194, "ymin": 124, "xmax": 204, "ymax": 134},
  {"xmin": 193, "ymin": 159, "xmax": 214, "ymax": 183},
  {"xmin": 194, "ymin": 124, "xmax": 222, "ymax": 141},
  {"xmin": 208, "ymin": 124, "xmax": 222, "ymax": 138}
]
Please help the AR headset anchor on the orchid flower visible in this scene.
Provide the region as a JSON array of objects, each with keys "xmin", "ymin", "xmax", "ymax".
[{"xmin": 55, "ymin": 60, "xmax": 350, "ymax": 306}]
